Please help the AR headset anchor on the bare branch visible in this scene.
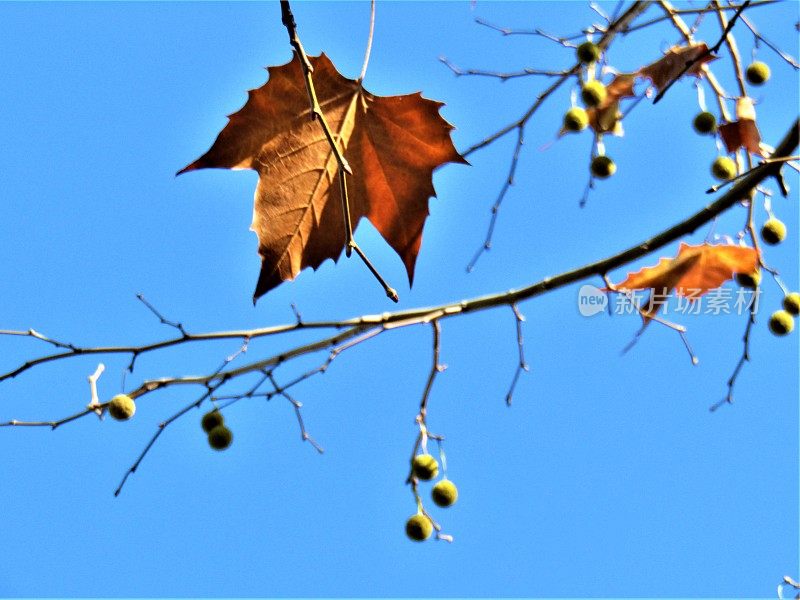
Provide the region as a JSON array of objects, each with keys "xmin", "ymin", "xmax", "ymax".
[
  {"xmin": 713, "ymin": 0, "xmax": 748, "ymax": 99},
  {"xmin": 625, "ymin": 1, "xmax": 774, "ymax": 34},
  {"xmin": 2, "ymin": 120, "xmax": 797, "ymax": 478},
  {"xmin": 3, "ymin": 119, "xmax": 796, "ymax": 398},
  {"xmin": 466, "ymin": 125, "xmax": 525, "ymax": 271},
  {"xmin": 418, "ymin": 320, "xmax": 444, "ymax": 420},
  {"xmin": 462, "ymin": 2, "xmax": 652, "ymax": 159},
  {"xmin": 740, "ymin": 13, "xmax": 799, "ymax": 69},
  {"xmin": 473, "ymin": 16, "xmax": 587, "ymax": 44},
  {"xmin": 137, "ymin": 293, "xmax": 188, "ymax": 336},
  {"xmin": 440, "ymin": 56, "xmax": 569, "ymax": 81},
  {"xmin": 505, "ymin": 304, "xmax": 530, "ymax": 406},
  {"xmin": 268, "ymin": 372, "xmax": 324, "ymax": 453},
  {"xmin": 710, "ymin": 292, "xmax": 758, "ymax": 411}
]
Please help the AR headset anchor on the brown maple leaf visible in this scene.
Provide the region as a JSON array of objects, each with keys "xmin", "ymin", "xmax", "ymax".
[
  {"xmin": 612, "ymin": 242, "xmax": 758, "ymax": 297},
  {"xmin": 179, "ymin": 53, "xmax": 465, "ymax": 301},
  {"xmin": 638, "ymin": 43, "xmax": 718, "ymax": 93},
  {"xmin": 718, "ymin": 97, "xmax": 763, "ymax": 156}
]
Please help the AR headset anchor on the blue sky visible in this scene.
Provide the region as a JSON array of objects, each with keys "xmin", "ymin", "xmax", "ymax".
[{"xmin": 0, "ymin": 2, "xmax": 797, "ymax": 597}]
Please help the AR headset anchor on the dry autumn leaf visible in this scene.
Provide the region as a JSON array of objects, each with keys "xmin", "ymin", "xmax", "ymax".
[
  {"xmin": 638, "ymin": 43, "xmax": 718, "ymax": 93},
  {"xmin": 179, "ymin": 53, "xmax": 465, "ymax": 301},
  {"xmin": 719, "ymin": 96, "xmax": 763, "ymax": 156},
  {"xmin": 586, "ymin": 73, "xmax": 636, "ymax": 136},
  {"xmin": 612, "ymin": 242, "xmax": 759, "ymax": 298}
]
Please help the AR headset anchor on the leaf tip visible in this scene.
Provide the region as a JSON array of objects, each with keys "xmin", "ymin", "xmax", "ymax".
[{"xmin": 176, "ymin": 160, "xmax": 200, "ymax": 176}]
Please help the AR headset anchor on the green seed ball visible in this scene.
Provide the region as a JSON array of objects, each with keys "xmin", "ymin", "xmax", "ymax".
[
  {"xmin": 576, "ymin": 41, "xmax": 600, "ymax": 64},
  {"xmin": 412, "ymin": 453, "xmax": 439, "ymax": 480},
  {"xmin": 432, "ymin": 480, "xmax": 459, "ymax": 507},
  {"xmin": 768, "ymin": 310, "xmax": 794, "ymax": 336},
  {"xmin": 108, "ymin": 394, "xmax": 136, "ymax": 421},
  {"xmin": 735, "ymin": 270, "xmax": 761, "ymax": 289},
  {"xmin": 208, "ymin": 425, "xmax": 233, "ymax": 450},
  {"xmin": 783, "ymin": 292, "xmax": 800, "ymax": 316},
  {"xmin": 405, "ymin": 514, "xmax": 433, "ymax": 542},
  {"xmin": 581, "ymin": 80, "xmax": 607, "ymax": 108},
  {"xmin": 201, "ymin": 410, "xmax": 224, "ymax": 433},
  {"xmin": 590, "ymin": 155, "xmax": 616, "ymax": 179},
  {"xmin": 746, "ymin": 61, "xmax": 770, "ymax": 85},
  {"xmin": 711, "ymin": 156, "xmax": 737, "ymax": 181},
  {"xmin": 761, "ymin": 217, "xmax": 786, "ymax": 245},
  {"xmin": 563, "ymin": 107, "xmax": 589, "ymax": 132},
  {"xmin": 693, "ymin": 111, "xmax": 717, "ymax": 134}
]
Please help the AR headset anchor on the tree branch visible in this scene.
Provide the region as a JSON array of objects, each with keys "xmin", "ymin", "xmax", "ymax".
[{"xmin": 4, "ymin": 118, "xmax": 796, "ymax": 393}]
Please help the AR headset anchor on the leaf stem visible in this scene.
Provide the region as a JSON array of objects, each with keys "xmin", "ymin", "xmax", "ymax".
[
  {"xmin": 358, "ymin": 0, "xmax": 375, "ymax": 83},
  {"xmin": 279, "ymin": 0, "xmax": 397, "ymax": 300}
]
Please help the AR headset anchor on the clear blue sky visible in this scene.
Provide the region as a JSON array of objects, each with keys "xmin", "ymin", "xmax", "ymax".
[{"xmin": 0, "ymin": 2, "xmax": 797, "ymax": 597}]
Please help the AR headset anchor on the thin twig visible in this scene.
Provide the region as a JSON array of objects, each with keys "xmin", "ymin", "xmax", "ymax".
[
  {"xmin": 137, "ymin": 293, "xmax": 188, "ymax": 336},
  {"xmin": 624, "ymin": 0, "xmax": 773, "ymax": 34},
  {"xmin": 609, "ymin": 287, "xmax": 700, "ymax": 365},
  {"xmin": 714, "ymin": 0, "xmax": 747, "ymax": 98},
  {"xmin": 268, "ymin": 372, "xmax": 324, "ymax": 453},
  {"xmin": 740, "ymin": 13, "xmax": 799, "ymax": 69},
  {"xmin": 590, "ymin": 2, "xmax": 611, "ymax": 23},
  {"xmin": 473, "ymin": 16, "xmax": 587, "ymax": 44},
  {"xmin": 505, "ymin": 304, "xmax": 529, "ymax": 406},
  {"xmin": 418, "ymin": 320, "xmax": 444, "ymax": 420},
  {"xmin": 466, "ymin": 126, "xmax": 524, "ymax": 272},
  {"xmin": 710, "ymin": 292, "xmax": 757, "ymax": 411},
  {"xmin": 440, "ymin": 56, "xmax": 568, "ymax": 81},
  {"xmin": 1, "ymin": 407, "xmax": 96, "ymax": 429}
]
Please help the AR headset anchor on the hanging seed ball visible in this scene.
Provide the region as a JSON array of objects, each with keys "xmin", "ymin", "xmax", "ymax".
[
  {"xmin": 201, "ymin": 409, "xmax": 224, "ymax": 433},
  {"xmin": 405, "ymin": 514, "xmax": 433, "ymax": 542},
  {"xmin": 581, "ymin": 80, "xmax": 607, "ymax": 108},
  {"xmin": 768, "ymin": 310, "xmax": 794, "ymax": 336},
  {"xmin": 711, "ymin": 156, "xmax": 737, "ymax": 180},
  {"xmin": 783, "ymin": 293, "xmax": 800, "ymax": 316},
  {"xmin": 761, "ymin": 217, "xmax": 786, "ymax": 245},
  {"xmin": 693, "ymin": 111, "xmax": 717, "ymax": 134},
  {"xmin": 432, "ymin": 480, "xmax": 459, "ymax": 507},
  {"xmin": 576, "ymin": 41, "xmax": 600, "ymax": 64},
  {"xmin": 590, "ymin": 155, "xmax": 616, "ymax": 179},
  {"xmin": 745, "ymin": 61, "xmax": 770, "ymax": 85},
  {"xmin": 412, "ymin": 453, "xmax": 439, "ymax": 480},
  {"xmin": 563, "ymin": 107, "xmax": 589, "ymax": 132},
  {"xmin": 108, "ymin": 394, "xmax": 136, "ymax": 421},
  {"xmin": 208, "ymin": 425, "xmax": 233, "ymax": 450},
  {"xmin": 735, "ymin": 270, "xmax": 761, "ymax": 289}
]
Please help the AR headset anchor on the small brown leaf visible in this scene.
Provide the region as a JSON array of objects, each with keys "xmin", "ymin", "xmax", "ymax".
[
  {"xmin": 180, "ymin": 53, "xmax": 465, "ymax": 301},
  {"xmin": 718, "ymin": 97, "xmax": 763, "ymax": 155},
  {"xmin": 586, "ymin": 74, "xmax": 637, "ymax": 136},
  {"xmin": 612, "ymin": 242, "xmax": 759, "ymax": 297},
  {"xmin": 638, "ymin": 43, "xmax": 718, "ymax": 93},
  {"xmin": 604, "ymin": 73, "xmax": 637, "ymax": 101}
]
